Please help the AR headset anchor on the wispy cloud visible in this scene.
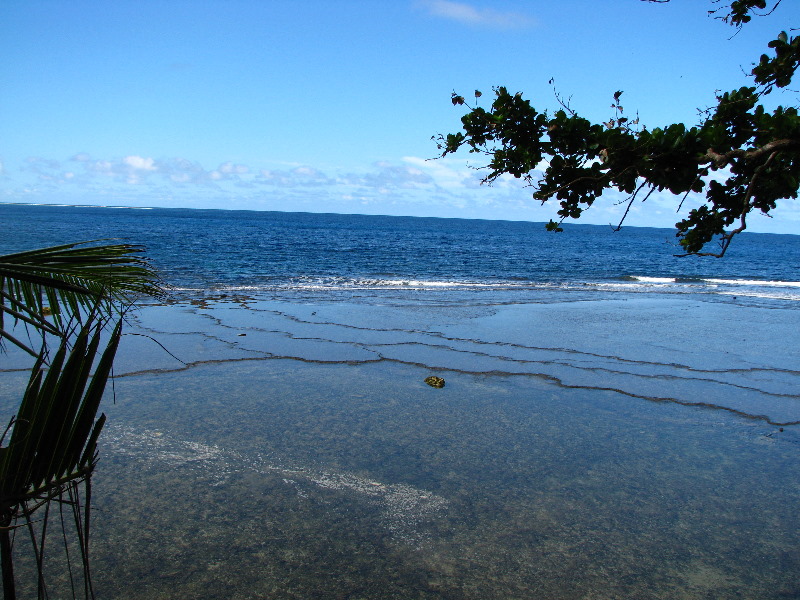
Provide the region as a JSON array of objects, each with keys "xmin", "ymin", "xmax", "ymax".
[
  {"xmin": 418, "ymin": 0, "xmax": 536, "ymax": 29},
  {"xmin": 342, "ymin": 161, "xmax": 434, "ymax": 191},
  {"xmin": 4, "ymin": 152, "xmax": 534, "ymax": 217},
  {"xmin": 257, "ymin": 166, "xmax": 333, "ymax": 187},
  {"xmin": 8, "ymin": 153, "xmax": 532, "ymax": 206},
  {"xmin": 66, "ymin": 154, "xmax": 253, "ymax": 186},
  {"xmin": 10, "ymin": 152, "xmax": 784, "ymax": 231}
]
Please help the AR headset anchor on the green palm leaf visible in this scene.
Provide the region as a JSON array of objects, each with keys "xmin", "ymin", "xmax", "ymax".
[
  {"xmin": 0, "ymin": 317, "xmax": 119, "ymax": 510},
  {"xmin": 0, "ymin": 240, "xmax": 164, "ymax": 356},
  {"xmin": 0, "ymin": 240, "xmax": 163, "ymax": 598}
]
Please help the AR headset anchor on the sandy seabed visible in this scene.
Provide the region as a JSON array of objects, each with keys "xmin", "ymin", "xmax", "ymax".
[{"xmin": 2, "ymin": 291, "xmax": 799, "ymax": 599}]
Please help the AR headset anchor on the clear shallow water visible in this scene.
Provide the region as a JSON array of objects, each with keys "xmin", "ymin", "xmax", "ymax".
[
  {"xmin": 110, "ymin": 295, "xmax": 799, "ymax": 425},
  {"xmin": 2, "ymin": 351, "xmax": 800, "ymax": 599},
  {"xmin": 90, "ymin": 360, "xmax": 799, "ymax": 600},
  {"xmin": 2, "ymin": 204, "xmax": 800, "ymax": 598}
]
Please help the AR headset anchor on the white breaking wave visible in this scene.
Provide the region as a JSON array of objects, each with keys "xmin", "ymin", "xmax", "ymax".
[
  {"xmin": 705, "ymin": 278, "xmax": 800, "ymax": 288},
  {"xmin": 210, "ymin": 278, "xmax": 534, "ymax": 291},
  {"xmin": 353, "ymin": 278, "xmax": 497, "ymax": 289},
  {"xmin": 628, "ymin": 276, "xmax": 677, "ymax": 284},
  {"xmin": 593, "ymin": 276, "xmax": 800, "ymax": 302},
  {"xmin": 626, "ymin": 275, "xmax": 800, "ymax": 288},
  {"xmin": 165, "ymin": 275, "xmax": 800, "ymax": 303}
]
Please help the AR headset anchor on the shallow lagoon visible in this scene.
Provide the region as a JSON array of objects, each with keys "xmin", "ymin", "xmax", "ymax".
[{"xmin": 2, "ymin": 290, "xmax": 800, "ymax": 598}]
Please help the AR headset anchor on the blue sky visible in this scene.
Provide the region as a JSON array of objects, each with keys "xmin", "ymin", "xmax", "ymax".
[{"xmin": 1, "ymin": 0, "xmax": 798, "ymax": 232}]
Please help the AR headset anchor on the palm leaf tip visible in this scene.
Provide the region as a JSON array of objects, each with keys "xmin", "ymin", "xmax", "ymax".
[{"xmin": 1, "ymin": 240, "xmax": 166, "ymax": 350}]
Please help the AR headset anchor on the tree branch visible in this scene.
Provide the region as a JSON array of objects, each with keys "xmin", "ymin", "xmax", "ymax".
[
  {"xmin": 677, "ymin": 150, "xmax": 780, "ymax": 257},
  {"xmin": 703, "ymin": 138, "xmax": 800, "ymax": 168}
]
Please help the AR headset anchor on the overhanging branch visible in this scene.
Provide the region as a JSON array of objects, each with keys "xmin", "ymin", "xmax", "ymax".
[{"xmin": 703, "ymin": 138, "xmax": 800, "ymax": 167}]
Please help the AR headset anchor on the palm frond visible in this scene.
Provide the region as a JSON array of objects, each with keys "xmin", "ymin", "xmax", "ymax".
[
  {"xmin": 0, "ymin": 317, "xmax": 119, "ymax": 512},
  {"xmin": 0, "ymin": 240, "xmax": 162, "ymax": 598},
  {"xmin": 0, "ymin": 240, "xmax": 164, "ymax": 355},
  {"xmin": 0, "ymin": 316, "xmax": 120, "ymax": 599}
]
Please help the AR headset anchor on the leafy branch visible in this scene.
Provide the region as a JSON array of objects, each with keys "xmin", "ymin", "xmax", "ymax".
[{"xmin": 437, "ymin": 1, "xmax": 798, "ymax": 257}]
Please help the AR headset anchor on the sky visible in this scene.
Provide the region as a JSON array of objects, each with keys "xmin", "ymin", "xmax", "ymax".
[{"xmin": 1, "ymin": 0, "xmax": 798, "ymax": 233}]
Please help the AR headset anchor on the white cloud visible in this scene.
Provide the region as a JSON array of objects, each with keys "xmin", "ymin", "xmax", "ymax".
[
  {"xmin": 342, "ymin": 161, "xmax": 434, "ymax": 190},
  {"xmin": 217, "ymin": 162, "xmax": 249, "ymax": 175},
  {"xmin": 257, "ymin": 166, "xmax": 333, "ymax": 187},
  {"xmin": 402, "ymin": 155, "xmax": 490, "ymax": 190},
  {"xmin": 210, "ymin": 162, "xmax": 249, "ymax": 181},
  {"xmin": 419, "ymin": 0, "xmax": 536, "ymax": 29},
  {"xmin": 159, "ymin": 158, "xmax": 211, "ymax": 185},
  {"xmin": 123, "ymin": 155, "xmax": 157, "ymax": 171}
]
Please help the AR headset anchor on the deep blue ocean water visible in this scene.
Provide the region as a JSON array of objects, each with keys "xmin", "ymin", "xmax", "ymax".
[{"xmin": 3, "ymin": 203, "xmax": 800, "ymax": 303}]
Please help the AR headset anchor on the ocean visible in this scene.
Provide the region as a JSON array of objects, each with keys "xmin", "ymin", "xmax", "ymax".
[
  {"xmin": 3, "ymin": 203, "xmax": 800, "ymax": 300},
  {"xmin": 2, "ymin": 203, "xmax": 800, "ymax": 599}
]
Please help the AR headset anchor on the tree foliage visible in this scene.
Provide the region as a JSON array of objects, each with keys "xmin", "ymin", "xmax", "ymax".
[{"xmin": 437, "ymin": 0, "xmax": 798, "ymax": 256}]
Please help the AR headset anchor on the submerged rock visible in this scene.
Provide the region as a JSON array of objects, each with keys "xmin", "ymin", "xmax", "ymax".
[{"xmin": 424, "ymin": 376, "xmax": 445, "ymax": 388}]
